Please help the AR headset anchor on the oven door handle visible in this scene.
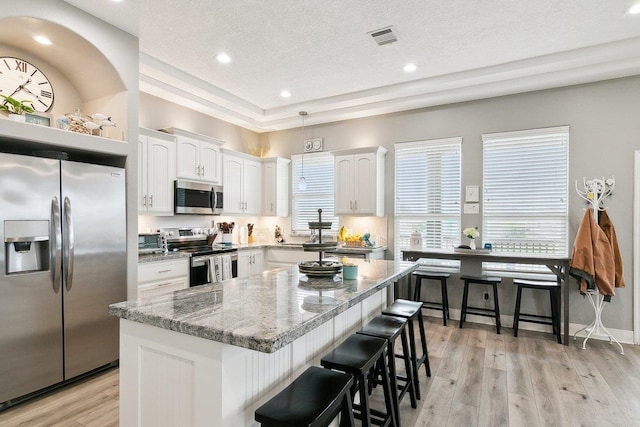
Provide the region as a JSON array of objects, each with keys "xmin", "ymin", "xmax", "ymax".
[{"xmin": 192, "ymin": 255, "xmax": 211, "ymax": 265}]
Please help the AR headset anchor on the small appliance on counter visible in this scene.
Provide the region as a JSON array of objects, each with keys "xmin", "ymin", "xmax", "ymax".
[{"xmin": 138, "ymin": 232, "xmax": 164, "ymax": 255}]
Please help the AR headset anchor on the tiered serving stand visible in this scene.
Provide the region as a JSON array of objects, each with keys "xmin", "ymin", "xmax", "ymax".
[
  {"xmin": 298, "ymin": 209, "xmax": 343, "ymax": 309},
  {"xmin": 298, "ymin": 209, "xmax": 343, "ymax": 277}
]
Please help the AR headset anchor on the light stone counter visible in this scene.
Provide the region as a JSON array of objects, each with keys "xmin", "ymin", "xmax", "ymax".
[
  {"xmin": 110, "ymin": 259, "xmax": 418, "ymax": 353},
  {"xmin": 137, "ymin": 251, "xmax": 191, "ymax": 263}
]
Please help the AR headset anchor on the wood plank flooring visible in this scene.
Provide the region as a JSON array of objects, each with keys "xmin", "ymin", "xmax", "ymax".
[{"xmin": 1, "ymin": 316, "xmax": 639, "ymax": 426}]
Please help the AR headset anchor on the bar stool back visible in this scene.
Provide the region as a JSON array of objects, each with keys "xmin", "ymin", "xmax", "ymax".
[
  {"xmin": 513, "ymin": 278, "xmax": 561, "ymax": 344},
  {"xmin": 255, "ymin": 366, "xmax": 355, "ymax": 427},
  {"xmin": 459, "ymin": 275, "xmax": 502, "ymax": 334}
]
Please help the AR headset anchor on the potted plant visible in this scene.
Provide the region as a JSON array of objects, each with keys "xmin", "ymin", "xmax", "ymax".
[{"xmin": 0, "ymin": 95, "xmax": 35, "ymax": 122}]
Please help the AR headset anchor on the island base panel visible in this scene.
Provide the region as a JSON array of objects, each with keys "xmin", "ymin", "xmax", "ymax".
[{"xmin": 119, "ymin": 290, "xmax": 386, "ymax": 426}]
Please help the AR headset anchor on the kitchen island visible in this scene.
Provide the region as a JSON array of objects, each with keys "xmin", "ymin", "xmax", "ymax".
[{"xmin": 109, "ymin": 258, "xmax": 417, "ymax": 426}]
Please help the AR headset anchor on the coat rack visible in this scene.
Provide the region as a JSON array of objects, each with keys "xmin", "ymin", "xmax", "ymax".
[{"xmin": 573, "ymin": 176, "xmax": 624, "ymax": 354}]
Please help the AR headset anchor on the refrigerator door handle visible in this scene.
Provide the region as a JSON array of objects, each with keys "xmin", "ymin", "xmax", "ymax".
[
  {"xmin": 63, "ymin": 196, "xmax": 75, "ymax": 291},
  {"xmin": 51, "ymin": 196, "xmax": 62, "ymax": 293}
]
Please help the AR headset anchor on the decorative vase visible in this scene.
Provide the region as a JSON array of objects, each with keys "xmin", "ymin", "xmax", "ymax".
[
  {"xmin": 8, "ymin": 113, "xmax": 25, "ymax": 122},
  {"xmin": 469, "ymin": 238, "xmax": 476, "ymax": 250}
]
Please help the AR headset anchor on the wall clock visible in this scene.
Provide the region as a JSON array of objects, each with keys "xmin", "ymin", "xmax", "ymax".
[{"xmin": 0, "ymin": 57, "xmax": 54, "ymax": 112}]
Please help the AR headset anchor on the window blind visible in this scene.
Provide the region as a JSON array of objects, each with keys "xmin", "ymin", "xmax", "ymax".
[
  {"xmin": 394, "ymin": 138, "xmax": 462, "ymax": 264},
  {"xmin": 291, "ymin": 153, "xmax": 338, "ymax": 234},
  {"xmin": 482, "ymin": 126, "xmax": 569, "ymax": 273}
]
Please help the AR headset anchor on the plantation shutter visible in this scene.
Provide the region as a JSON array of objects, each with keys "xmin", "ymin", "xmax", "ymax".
[
  {"xmin": 394, "ymin": 137, "xmax": 462, "ymax": 263},
  {"xmin": 482, "ymin": 126, "xmax": 569, "ymax": 273},
  {"xmin": 291, "ymin": 153, "xmax": 337, "ymax": 234}
]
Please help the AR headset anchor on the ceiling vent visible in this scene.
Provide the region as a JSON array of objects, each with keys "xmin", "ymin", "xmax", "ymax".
[{"xmin": 368, "ymin": 26, "xmax": 397, "ymax": 46}]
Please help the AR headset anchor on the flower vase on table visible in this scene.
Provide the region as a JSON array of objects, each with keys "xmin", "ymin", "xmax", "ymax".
[{"xmin": 463, "ymin": 226, "xmax": 480, "ymax": 250}]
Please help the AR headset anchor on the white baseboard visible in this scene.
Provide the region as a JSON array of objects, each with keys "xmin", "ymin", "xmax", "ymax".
[{"xmin": 421, "ymin": 307, "xmax": 635, "ymax": 345}]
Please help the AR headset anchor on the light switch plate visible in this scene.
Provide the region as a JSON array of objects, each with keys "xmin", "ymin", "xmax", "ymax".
[
  {"xmin": 465, "ymin": 185, "xmax": 479, "ymax": 202},
  {"xmin": 464, "ymin": 203, "xmax": 480, "ymax": 214}
]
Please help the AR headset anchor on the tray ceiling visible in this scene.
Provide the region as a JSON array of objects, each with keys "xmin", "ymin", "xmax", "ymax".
[{"xmin": 64, "ymin": 0, "xmax": 640, "ymax": 132}]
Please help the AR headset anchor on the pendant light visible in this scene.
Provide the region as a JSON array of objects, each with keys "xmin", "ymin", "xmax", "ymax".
[{"xmin": 298, "ymin": 111, "xmax": 308, "ymax": 191}]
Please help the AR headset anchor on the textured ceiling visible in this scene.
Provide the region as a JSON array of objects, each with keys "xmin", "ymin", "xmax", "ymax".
[{"xmin": 64, "ymin": 0, "xmax": 640, "ymax": 132}]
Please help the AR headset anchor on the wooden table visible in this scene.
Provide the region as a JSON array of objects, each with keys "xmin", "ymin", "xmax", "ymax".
[{"xmin": 402, "ymin": 249, "xmax": 571, "ymax": 345}]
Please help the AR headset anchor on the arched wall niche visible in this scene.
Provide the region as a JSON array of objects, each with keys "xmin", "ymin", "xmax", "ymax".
[
  {"xmin": 0, "ymin": 16, "xmax": 129, "ymax": 138},
  {"xmin": 0, "ymin": 0, "xmax": 138, "ymax": 144}
]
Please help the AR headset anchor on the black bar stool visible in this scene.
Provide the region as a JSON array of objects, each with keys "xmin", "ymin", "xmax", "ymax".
[
  {"xmin": 459, "ymin": 275, "xmax": 502, "ymax": 334},
  {"xmin": 411, "ymin": 271, "xmax": 451, "ymax": 325},
  {"xmin": 255, "ymin": 366, "xmax": 355, "ymax": 427},
  {"xmin": 513, "ymin": 278, "xmax": 562, "ymax": 344},
  {"xmin": 381, "ymin": 299, "xmax": 431, "ymax": 400},
  {"xmin": 357, "ymin": 314, "xmax": 417, "ymax": 425},
  {"xmin": 321, "ymin": 334, "xmax": 396, "ymax": 427}
]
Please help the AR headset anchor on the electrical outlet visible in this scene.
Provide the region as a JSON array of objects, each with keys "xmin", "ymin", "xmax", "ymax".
[{"xmin": 483, "ymin": 292, "xmax": 490, "ymax": 301}]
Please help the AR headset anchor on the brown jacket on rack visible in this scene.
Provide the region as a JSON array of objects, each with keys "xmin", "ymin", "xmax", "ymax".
[
  {"xmin": 569, "ymin": 208, "xmax": 616, "ymax": 298},
  {"xmin": 598, "ymin": 209, "xmax": 625, "ymax": 289}
]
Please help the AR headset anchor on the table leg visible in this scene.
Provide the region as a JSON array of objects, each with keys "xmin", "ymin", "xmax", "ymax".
[{"xmin": 563, "ymin": 263, "xmax": 570, "ymax": 345}]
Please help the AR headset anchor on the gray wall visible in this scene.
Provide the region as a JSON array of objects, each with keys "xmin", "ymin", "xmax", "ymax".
[{"xmin": 265, "ymin": 76, "xmax": 640, "ymax": 332}]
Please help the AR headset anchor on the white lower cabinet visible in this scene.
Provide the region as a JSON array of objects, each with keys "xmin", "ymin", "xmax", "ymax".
[
  {"xmin": 237, "ymin": 249, "xmax": 264, "ymax": 279},
  {"xmin": 138, "ymin": 258, "xmax": 189, "ymax": 299}
]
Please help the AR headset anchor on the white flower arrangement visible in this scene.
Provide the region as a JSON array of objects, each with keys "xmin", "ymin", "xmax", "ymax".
[{"xmin": 463, "ymin": 227, "xmax": 480, "ymax": 239}]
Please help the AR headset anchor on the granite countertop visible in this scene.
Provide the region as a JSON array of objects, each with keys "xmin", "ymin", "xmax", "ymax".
[
  {"xmin": 110, "ymin": 259, "xmax": 417, "ymax": 353},
  {"xmin": 234, "ymin": 243, "xmax": 386, "ymax": 253},
  {"xmin": 138, "ymin": 251, "xmax": 191, "ymax": 263}
]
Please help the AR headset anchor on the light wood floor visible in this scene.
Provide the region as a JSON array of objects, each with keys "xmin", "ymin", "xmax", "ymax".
[{"xmin": 1, "ymin": 316, "xmax": 639, "ymax": 426}]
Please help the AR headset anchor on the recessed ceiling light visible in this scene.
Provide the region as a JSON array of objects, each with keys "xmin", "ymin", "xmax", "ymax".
[
  {"xmin": 403, "ymin": 63, "xmax": 417, "ymax": 72},
  {"xmin": 628, "ymin": 3, "xmax": 640, "ymax": 14},
  {"xmin": 280, "ymin": 90, "xmax": 291, "ymax": 98},
  {"xmin": 34, "ymin": 35, "xmax": 52, "ymax": 45},
  {"xmin": 216, "ymin": 53, "xmax": 231, "ymax": 63}
]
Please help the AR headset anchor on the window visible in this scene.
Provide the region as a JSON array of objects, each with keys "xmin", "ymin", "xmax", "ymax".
[
  {"xmin": 395, "ymin": 138, "xmax": 462, "ymax": 264},
  {"xmin": 291, "ymin": 152, "xmax": 338, "ymax": 234},
  {"xmin": 482, "ymin": 126, "xmax": 569, "ymax": 274}
]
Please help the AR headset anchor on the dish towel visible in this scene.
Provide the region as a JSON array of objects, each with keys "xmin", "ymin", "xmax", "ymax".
[
  {"xmin": 214, "ymin": 256, "xmax": 223, "ymax": 283},
  {"xmin": 208, "ymin": 256, "xmax": 220, "ymax": 283},
  {"xmin": 221, "ymin": 255, "xmax": 231, "ymax": 281}
]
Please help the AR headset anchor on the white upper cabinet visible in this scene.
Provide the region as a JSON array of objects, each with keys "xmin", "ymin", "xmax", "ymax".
[
  {"xmin": 138, "ymin": 128, "xmax": 176, "ymax": 215},
  {"xmin": 222, "ymin": 149, "xmax": 262, "ymax": 215},
  {"xmin": 162, "ymin": 128, "xmax": 224, "ymax": 183},
  {"xmin": 333, "ymin": 146, "xmax": 387, "ymax": 216},
  {"xmin": 262, "ymin": 157, "xmax": 290, "ymax": 217}
]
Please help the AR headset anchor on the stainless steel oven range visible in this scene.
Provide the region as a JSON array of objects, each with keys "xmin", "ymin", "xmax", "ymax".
[{"xmin": 161, "ymin": 228, "xmax": 237, "ymax": 286}]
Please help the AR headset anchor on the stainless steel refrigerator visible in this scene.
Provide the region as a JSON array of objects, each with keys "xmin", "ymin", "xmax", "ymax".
[{"xmin": 0, "ymin": 152, "xmax": 126, "ymax": 406}]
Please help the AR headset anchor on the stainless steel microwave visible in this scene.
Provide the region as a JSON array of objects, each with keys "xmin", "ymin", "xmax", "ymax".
[{"xmin": 174, "ymin": 180, "xmax": 223, "ymax": 215}]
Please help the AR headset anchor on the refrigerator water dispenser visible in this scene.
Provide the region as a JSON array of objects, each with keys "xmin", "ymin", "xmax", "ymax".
[{"xmin": 4, "ymin": 220, "xmax": 50, "ymax": 274}]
